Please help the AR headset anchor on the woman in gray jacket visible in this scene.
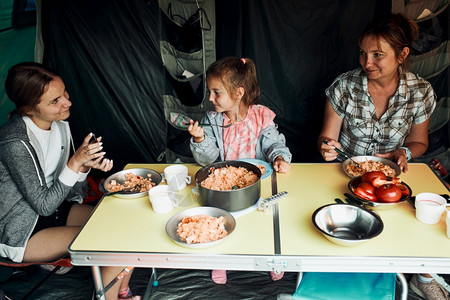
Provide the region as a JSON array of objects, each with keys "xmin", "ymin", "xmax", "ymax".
[{"xmin": 0, "ymin": 62, "xmax": 139, "ymax": 300}]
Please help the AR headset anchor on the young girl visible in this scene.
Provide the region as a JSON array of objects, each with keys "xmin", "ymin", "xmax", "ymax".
[{"xmin": 188, "ymin": 57, "xmax": 292, "ymax": 284}]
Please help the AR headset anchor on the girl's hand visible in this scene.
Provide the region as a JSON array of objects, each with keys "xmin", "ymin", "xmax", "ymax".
[
  {"xmin": 273, "ymin": 156, "xmax": 290, "ymax": 173},
  {"xmin": 375, "ymin": 149, "xmax": 408, "ymax": 173},
  {"xmin": 68, "ymin": 133, "xmax": 106, "ymax": 173},
  {"xmin": 320, "ymin": 139, "xmax": 341, "ymax": 161},
  {"xmin": 188, "ymin": 120, "xmax": 205, "ymax": 143}
]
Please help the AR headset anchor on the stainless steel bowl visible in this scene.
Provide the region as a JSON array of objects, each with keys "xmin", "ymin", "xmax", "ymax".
[
  {"xmin": 165, "ymin": 207, "xmax": 236, "ymax": 248},
  {"xmin": 195, "ymin": 160, "xmax": 261, "ymax": 212},
  {"xmin": 348, "ymin": 176, "xmax": 412, "ymax": 210},
  {"xmin": 103, "ymin": 168, "xmax": 162, "ymax": 198},
  {"xmin": 312, "ymin": 203, "xmax": 383, "ymax": 246},
  {"xmin": 343, "ymin": 156, "xmax": 401, "ymax": 178}
]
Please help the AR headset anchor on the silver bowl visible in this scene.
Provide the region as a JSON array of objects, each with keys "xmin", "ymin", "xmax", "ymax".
[
  {"xmin": 103, "ymin": 168, "xmax": 162, "ymax": 198},
  {"xmin": 348, "ymin": 176, "xmax": 411, "ymax": 210},
  {"xmin": 343, "ymin": 156, "xmax": 401, "ymax": 178},
  {"xmin": 195, "ymin": 160, "xmax": 261, "ymax": 212},
  {"xmin": 166, "ymin": 207, "xmax": 236, "ymax": 248},
  {"xmin": 312, "ymin": 203, "xmax": 383, "ymax": 246}
]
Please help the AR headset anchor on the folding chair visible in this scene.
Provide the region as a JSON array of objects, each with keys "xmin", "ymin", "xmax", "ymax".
[
  {"xmin": 293, "ymin": 272, "xmax": 408, "ymax": 300},
  {"xmin": 0, "ymin": 256, "xmax": 72, "ymax": 300}
]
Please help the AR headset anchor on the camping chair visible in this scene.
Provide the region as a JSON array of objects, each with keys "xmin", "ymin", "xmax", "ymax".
[
  {"xmin": 0, "ymin": 255, "xmax": 72, "ymax": 300},
  {"xmin": 293, "ymin": 272, "xmax": 408, "ymax": 300}
]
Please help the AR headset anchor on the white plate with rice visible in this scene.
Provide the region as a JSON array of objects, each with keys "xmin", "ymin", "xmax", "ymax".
[
  {"xmin": 342, "ymin": 156, "xmax": 401, "ymax": 178},
  {"xmin": 165, "ymin": 207, "xmax": 236, "ymax": 249}
]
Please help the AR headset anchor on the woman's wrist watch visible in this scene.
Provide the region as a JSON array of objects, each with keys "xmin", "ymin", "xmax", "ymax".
[{"xmin": 399, "ymin": 146, "xmax": 411, "ymax": 161}]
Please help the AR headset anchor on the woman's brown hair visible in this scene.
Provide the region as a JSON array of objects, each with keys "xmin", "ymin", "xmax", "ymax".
[
  {"xmin": 358, "ymin": 13, "xmax": 419, "ymax": 70},
  {"xmin": 5, "ymin": 62, "xmax": 59, "ymax": 116}
]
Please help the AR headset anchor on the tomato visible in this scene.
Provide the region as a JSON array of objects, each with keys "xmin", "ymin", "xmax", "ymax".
[
  {"xmin": 375, "ymin": 184, "xmax": 402, "ymax": 203},
  {"xmin": 362, "ymin": 171, "xmax": 386, "ymax": 183},
  {"xmin": 396, "ymin": 183, "xmax": 410, "ymax": 197},
  {"xmin": 354, "ymin": 187, "xmax": 378, "ymax": 202},
  {"xmin": 357, "ymin": 182, "xmax": 376, "ymax": 195}
]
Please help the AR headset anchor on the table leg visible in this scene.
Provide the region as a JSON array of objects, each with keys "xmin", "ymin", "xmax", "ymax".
[
  {"xmin": 91, "ymin": 266, "xmax": 106, "ymax": 300},
  {"xmin": 396, "ymin": 273, "xmax": 408, "ymax": 300},
  {"xmin": 143, "ymin": 268, "xmax": 158, "ymax": 300}
]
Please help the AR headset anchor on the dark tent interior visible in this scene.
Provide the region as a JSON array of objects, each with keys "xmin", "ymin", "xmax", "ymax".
[{"xmin": 0, "ymin": 0, "xmax": 449, "ymax": 299}]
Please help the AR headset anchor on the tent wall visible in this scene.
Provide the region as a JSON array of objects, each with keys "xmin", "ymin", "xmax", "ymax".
[
  {"xmin": 2, "ymin": 0, "xmax": 448, "ymax": 175},
  {"xmin": 36, "ymin": 0, "xmax": 389, "ymax": 172}
]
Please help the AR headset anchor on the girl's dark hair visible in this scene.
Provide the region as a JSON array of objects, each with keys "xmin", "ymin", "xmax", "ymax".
[
  {"xmin": 5, "ymin": 62, "xmax": 59, "ymax": 116},
  {"xmin": 206, "ymin": 57, "xmax": 260, "ymax": 106},
  {"xmin": 358, "ymin": 13, "xmax": 419, "ymax": 70}
]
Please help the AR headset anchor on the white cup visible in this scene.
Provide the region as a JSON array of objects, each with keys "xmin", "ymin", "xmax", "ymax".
[
  {"xmin": 446, "ymin": 210, "xmax": 450, "ymax": 239},
  {"xmin": 148, "ymin": 185, "xmax": 175, "ymax": 214},
  {"xmin": 163, "ymin": 165, "xmax": 191, "ymax": 191},
  {"xmin": 415, "ymin": 193, "xmax": 448, "ymax": 224}
]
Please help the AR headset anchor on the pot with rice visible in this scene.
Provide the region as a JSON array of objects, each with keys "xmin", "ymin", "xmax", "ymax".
[{"xmin": 195, "ymin": 160, "xmax": 262, "ymax": 212}]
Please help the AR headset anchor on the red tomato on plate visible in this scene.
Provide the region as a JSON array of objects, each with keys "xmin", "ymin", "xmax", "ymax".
[
  {"xmin": 362, "ymin": 171, "xmax": 386, "ymax": 183},
  {"xmin": 357, "ymin": 182, "xmax": 376, "ymax": 195},
  {"xmin": 375, "ymin": 184, "xmax": 402, "ymax": 203}
]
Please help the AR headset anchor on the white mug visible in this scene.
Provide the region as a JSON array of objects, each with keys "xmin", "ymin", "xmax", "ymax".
[
  {"xmin": 446, "ymin": 210, "xmax": 450, "ymax": 239},
  {"xmin": 415, "ymin": 193, "xmax": 449, "ymax": 224},
  {"xmin": 163, "ymin": 165, "xmax": 191, "ymax": 191},
  {"xmin": 148, "ymin": 185, "xmax": 175, "ymax": 214}
]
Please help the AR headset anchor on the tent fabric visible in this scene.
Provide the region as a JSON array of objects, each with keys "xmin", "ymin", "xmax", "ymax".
[
  {"xmin": 38, "ymin": 0, "xmax": 383, "ymax": 171},
  {"xmin": 41, "ymin": 0, "xmax": 165, "ymax": 169},
  {"xmin": 0, "ymin": 266, "xmax": 419, "ymax": 299}
]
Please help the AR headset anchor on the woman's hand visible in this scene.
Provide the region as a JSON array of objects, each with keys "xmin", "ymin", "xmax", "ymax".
[
  {"xmin": 85, "ymin": 156, "xmax": 113, "ymax": 172},
  {"xmin": 68, "ymin": 133, "xmax": 106, "ymax": 173},
  {"xmin": 273, "ymin": 156, "xmax": 290, "ymax": 173},
  {"xmin": 375, "ymin": 149, "xmax": 409, "ymax": 172},
  {"xmin": 319, "ymin": 139, "xmax": 341, "ymax": 161},
  {"xmin": 188, "ymin": 120, "xmax": 205, "ymax": 143}
]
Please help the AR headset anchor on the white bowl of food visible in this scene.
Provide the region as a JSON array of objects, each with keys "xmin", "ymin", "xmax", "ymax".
[
  {"xmin": 103, "ymin": 168, "xmax": 162, "ymax": 198},
  {"xmin": 165, "ymin": 207, "xmax": 236, "ymax": 248},
  {"xmin": 343, "ymin": 156, "xmax": 401, "ymax": 178}
]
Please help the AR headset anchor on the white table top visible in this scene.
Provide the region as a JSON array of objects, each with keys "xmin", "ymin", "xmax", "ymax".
[{"xmin": 69, "ymin": 163, "xmax": 450, "ymax": 274}]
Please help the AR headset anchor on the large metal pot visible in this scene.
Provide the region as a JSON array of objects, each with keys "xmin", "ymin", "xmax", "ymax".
[{"xmin": 195, "ymin": 160, "xmax": 262, "ymax": 212}]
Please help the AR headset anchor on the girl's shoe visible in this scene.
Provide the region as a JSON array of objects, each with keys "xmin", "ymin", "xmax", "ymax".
[
  {"xmin": 118, "ymin": 288, "xmax": 141, "ymax": 300},
  {"xmin": 211, "ymin": 269, "xmax": 227, "ymax": 284},
  {"xmin": 270, "ymin": 271, "xmax": 284, "ymax": 281}
]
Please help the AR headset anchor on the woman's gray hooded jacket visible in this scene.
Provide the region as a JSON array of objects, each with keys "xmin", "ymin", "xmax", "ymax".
[{"xmin": 0, "ymin": 114, "xmax": 86, "ymax": 262}]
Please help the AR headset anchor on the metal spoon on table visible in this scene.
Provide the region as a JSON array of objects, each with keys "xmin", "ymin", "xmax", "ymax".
[
  {"xmin": 169, "ymin": 112, "xmax": 233, "ymax": 130},
  {"xmin": 323, "ymin": 140, "xmax": 360, "ymax": 168}
]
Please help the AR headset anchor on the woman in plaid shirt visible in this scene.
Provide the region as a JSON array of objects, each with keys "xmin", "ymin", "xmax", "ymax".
[{"xmin": 318, "ymin": 13, "xmax": 436, "ymax": 174}]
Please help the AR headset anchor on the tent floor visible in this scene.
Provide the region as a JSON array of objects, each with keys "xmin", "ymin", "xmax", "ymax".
[{"xmin": 0, "ymin": 266, "xmax": 441, "ymax": 299}]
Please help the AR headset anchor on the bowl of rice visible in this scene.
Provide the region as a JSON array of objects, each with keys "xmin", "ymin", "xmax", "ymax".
[
  {"xmin": 195, "ymin": 160, "xmax": 262, "ymax": 212},
  {"xmin": 343, "ymin": 156, "xmax": 401, "ymax": 178},
  {"xmin": 103, "ymin": 168, "xmax": 162, "ymax": 198},
  {"xmin": 165, "ymin": 207, "xmax": 236, "ymax": 248}
]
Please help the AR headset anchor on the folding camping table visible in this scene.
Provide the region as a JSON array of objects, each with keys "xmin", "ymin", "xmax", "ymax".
[{"xmin": 69, "ymin": 163, "xmax": 450, "ymax": 299}]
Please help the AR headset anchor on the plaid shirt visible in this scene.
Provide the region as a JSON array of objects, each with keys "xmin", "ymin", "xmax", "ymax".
[{"xmin": 325, "ymin": 68, "xmax": 436, "ymax": 157}]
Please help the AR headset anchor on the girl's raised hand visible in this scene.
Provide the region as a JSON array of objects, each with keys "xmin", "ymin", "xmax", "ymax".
[
  {"xmin": 188, "ymin": 120, "xmax": 205, "ymax": 143},
  {"xmin": 273, "ymin": 156, "xmax": 290, "ymax": 173}
]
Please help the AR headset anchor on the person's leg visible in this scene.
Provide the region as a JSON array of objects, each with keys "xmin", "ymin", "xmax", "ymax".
[
  {"xmin": 23, "ymin": 226, "xmax": 80, "ymax": 262},
  {"xmin": 66, "ymin": 203, "xmax": 94, "ymax": 226}
]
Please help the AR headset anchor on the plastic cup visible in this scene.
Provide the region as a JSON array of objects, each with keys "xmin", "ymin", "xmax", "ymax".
[
  {"xmin": 148, "ymin": 185, "xmax": 175, "ymax": 214},
  {"xmin": 415, "ymin": 193, "xmax": 448, "ymax": 224},
  {"xmin": 447, "ymin": 210, "xmax": 450, "ymax": 239},
  {"xmin": 163, "ymin": 165, "xmax": 191, "ymax": 191}
]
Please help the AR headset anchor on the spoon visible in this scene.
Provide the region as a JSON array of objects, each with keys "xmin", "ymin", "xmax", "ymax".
[
  {"xmin": 169, "ymin": 112, "xmax": 234, "ymax": 130},
  {"xmin": 323, "ymin": 140, "xmax": 360, "ymax": 168}
]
